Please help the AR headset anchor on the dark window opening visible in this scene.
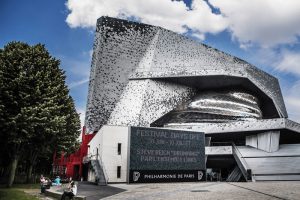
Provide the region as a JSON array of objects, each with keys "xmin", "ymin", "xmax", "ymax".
[
  {"xmin": 117, "ymin": 166, "xmax": 121, "ymax": 178},
  {"xmin": 118, "ymin": 143, "xmax": 121, "ymax": 155},
  {"xmin": 96, "ymin": 147, "xmax": 99, "ymax": 159}
]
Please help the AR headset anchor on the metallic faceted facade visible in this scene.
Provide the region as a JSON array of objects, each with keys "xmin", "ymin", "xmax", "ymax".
[
  {"xmin": 86, "ymin": 16, "xmax": 300, "ymax": 182},
  {"xmin": 160, "ymin": 90, "xmax": 263, "ymax": 125},
  {"xmin": 85, "ymin": 17, "xmax": 288, "ymax": 133}
]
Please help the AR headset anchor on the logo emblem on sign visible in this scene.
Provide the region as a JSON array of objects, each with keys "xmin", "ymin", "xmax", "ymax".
[
  {"xmin": 133, "ymin": 171, "xmax": 140, "ymax": 182},
  {"xmin": 198, "ymin": 171, "xmax": 203, "ymax": 180}
]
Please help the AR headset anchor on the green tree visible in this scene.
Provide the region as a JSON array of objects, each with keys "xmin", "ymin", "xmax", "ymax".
[{"xmin": 0, "ymin": 42, "xmax": 80, "ymax": 187}]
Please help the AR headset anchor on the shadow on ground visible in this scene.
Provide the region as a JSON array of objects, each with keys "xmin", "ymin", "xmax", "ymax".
[{"xmin": 57, "ymin": 182, "xmax": 126, "ymax": 200}]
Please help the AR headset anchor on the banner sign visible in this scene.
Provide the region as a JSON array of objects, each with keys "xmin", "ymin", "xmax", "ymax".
[
  {"xmin": 129, "ymin": 170, "xmax": 205, "ymax": 183},
  {"xmin": 129, "ymin": 127, "xmax": 206, "ymax": 183}
]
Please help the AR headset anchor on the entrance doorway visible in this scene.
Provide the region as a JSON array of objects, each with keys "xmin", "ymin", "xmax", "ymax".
[{"xmin": 73, "ymin": 165, "xmax": 80, "ymax": 180}]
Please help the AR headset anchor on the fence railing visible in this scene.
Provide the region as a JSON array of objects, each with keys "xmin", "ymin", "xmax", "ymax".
[
  {"xmin": 232, "ymin": 142, "xmax": 252, "ymax": 181},
  {"xmin": 96, "ymin": 153, "xmax": 109, "ymax": 185},
  {"xmin": 210, "ymin": 142, "xmax": 233, "ymax": 146},
  {"xmin": 86, "ymin": 153, "xmax": 109, "ymax": 185}
]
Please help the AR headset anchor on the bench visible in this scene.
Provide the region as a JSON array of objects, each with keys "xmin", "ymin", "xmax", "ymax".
[{"xmin": 45, "ymin": 186, "xmax": 86, "ymax": 200}]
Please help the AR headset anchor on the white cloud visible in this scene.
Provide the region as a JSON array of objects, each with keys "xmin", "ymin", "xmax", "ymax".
[
  {"xmin": 89, "ymin": 49, "xmax": 93, "ymax": 59},
  {"xmin": 76, "ymin": 107, "xmax": 86, "ymax": 128},
  {"xmin": 76, "ymin": 107, "xmax": 86, "ymax": 141},
  {"xmin": 210, "ymin": 0, "xmax": 300, "ymax": 47},
  {"xmin": 66, "ymin": 0, "xmax": 300, "ymax": 48},
  {"xmin": 82, "ymin": 49, "xmax": 93, "ymax": 59},
  {"xmin": 190, "ymin": 32, "xmax": 205, "ymax": 41},
  {"xmin": 66, "ymin": 0, "xmax": 228, "ymax": 38},
  {"xmin": 67, "ymin": 59, "xmax": 90, "ymax": 77},
  {"xmin": 58, "ymin": 53, "xmax": 91, "ymax": 89},
  {"xmin": 275, "ymin": 50, "xmax": 300, "ymax": 76},
  {"xmin": 284, "ymin": 81, "xmax": 300, "ymax": 123},
  {"xmin": 69, "ymin": 78, "xmax": 89, "ymax": 89}
]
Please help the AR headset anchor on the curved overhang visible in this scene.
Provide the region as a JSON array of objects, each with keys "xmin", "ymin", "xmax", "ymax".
[
  {"xmin": 130, "ymin": 75, "xmax": 283, "ymax": 120},
  {"xmin": 163, "ymin": 118, "xmax": 300, "ymax": 144},
  {"xmin": 128, "ymin": 27, "xmax": 287, "ymax": 119}
]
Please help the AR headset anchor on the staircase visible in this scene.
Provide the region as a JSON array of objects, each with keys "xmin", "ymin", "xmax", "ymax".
[
  {"xmin": 91, "ymin": 159, "xmax": 107, "ymax": 185},
  {"xmin": 232, "ymin": 143, "xmax": 252, "ymax": 181},
  {"xmin": 226, "ymin": 166, "xmax": 242, "ymax": 182},
  {"xmin": 236, "ymin": 144, "xmax": 300, "ymax": 181}
]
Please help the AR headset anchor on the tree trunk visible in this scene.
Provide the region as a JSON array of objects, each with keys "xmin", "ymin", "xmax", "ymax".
[
  {"xmin": 4, "ymin": 162, "xmax": 11, "ymax": 177},
  {"xmin": 26, "ymin": 150, "xmax": 38, "ymax": 183},
  {"xmin": 7, "ymin": 155, "xmax": 19, "ymax": 187},
  {"xmin": 26, "ymin": 163, "xmax": 33, "ymax": 183}
]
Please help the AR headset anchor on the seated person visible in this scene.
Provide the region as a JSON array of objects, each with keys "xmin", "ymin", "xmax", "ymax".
[
  {"xmin": 40, "ymin": 175, "xmax": 46, "ymax": 193},
  {"xmin": 61, "ymin": 181, "xmax": 77, "ymax": 200},
  {"xmin": 53, "ymin": 176, "xmax": 61, "ymax": 186}
]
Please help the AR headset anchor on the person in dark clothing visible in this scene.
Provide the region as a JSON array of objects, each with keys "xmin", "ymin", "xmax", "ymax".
[
  {"xmin": 40, "ymin": 175, "xmax": 46, "ymax": 193},
  {"xmin": 61, "ymin": 181, "xmax": 77, "ymax": 200}
]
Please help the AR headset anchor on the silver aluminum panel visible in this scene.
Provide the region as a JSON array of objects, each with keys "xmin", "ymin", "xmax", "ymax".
[{"xmin": 85, "ymin": 17, "xmax": 288, "ymax": 133}]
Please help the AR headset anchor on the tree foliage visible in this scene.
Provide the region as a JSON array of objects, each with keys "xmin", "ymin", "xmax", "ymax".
[{"xmin": 0, "ymin": 41, "xmax": 80, "ymax": 186}]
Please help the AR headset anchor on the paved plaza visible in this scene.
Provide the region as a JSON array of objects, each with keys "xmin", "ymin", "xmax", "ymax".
[
  {"xmin": 46, "ymin": 182, "xmax": 125, "ymax": 200},
  {"xmin": 44, "ymin": 181, "xmax": 300, "ymax": 200},
  {"xmin": 104, "ymin": 181, "xmax": 300, "ymax": 200}
]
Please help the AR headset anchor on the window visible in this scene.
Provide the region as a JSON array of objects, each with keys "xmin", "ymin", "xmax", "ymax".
[
  {"xmin": 118, "ymin": 143, "xmax": 121, "ymax": 155},
  {"xmin": 117, "ymin": 166, "xmax": 121, "ymax": 178}
]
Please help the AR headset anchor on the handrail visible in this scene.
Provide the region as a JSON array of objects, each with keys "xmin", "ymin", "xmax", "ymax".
[
  {"xmin": 210, "ymin": 142, "xmax": 233, "ymax": 146},
  {"xmin": 96, "ymin": 153, "xmax": 109, "ymax": 185},
  {"xmin": 88, "ymin": 153, "xmax": 109, "ymax": 185},
  {"xmin": 232, "ymin": 143, "xmax": 252, "ymax": 181}
]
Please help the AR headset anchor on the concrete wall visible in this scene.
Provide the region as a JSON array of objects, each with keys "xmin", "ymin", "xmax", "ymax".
[
  {"xmin": 88, "ymin": 125, "xmax": 129, "ymax": 183},
  {"xmin": 205, "ymin": 146, "xmax": 232, "ymax": 155},
  {"xmin": 238, "ymin": 144, "xmax": 300, "ymax": 181},
  {"xmin": 246, "ymin": 135, "xmax": 258, "ymax": 148},
  {"xmin": 246, "ymin": 131, "xmax": 280, "ymax": 152}
]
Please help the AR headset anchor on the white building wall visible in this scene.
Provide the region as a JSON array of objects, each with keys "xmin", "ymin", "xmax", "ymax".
[
  {"xmin": 88, "ymin": 169, "xmax": 96, "ymax": 182},
  {"xmin": 246, "ymin": 135, "xmax": 258, "ymax": 148},
  {"xmin": 245, "ymin": 131, "xmax": 280, "ymax": 152},
  {"xmin": 88, "ymin": 127, "xmax": 104, "ymax": 157},
  {"xmin": 88, "ymin": 125, "xmax": 129, "ymax": 183},
  {"xmin": 205, "ymin": 146, "xmax": 232, "ymax": 155}
]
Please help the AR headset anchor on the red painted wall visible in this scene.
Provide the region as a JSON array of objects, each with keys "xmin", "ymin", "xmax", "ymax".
[{"xmin": 52, "ymin": 126, "xmax": 95, "ymax": 180}]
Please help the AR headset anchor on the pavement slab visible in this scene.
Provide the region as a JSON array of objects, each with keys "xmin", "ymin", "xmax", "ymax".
[
  {"xmin": 104, "ymin": 182, "xmax": 300, "ymax": 200},
  {"xmin": 44, "ymin": 181, "xmax": 300, "ymax": 200},
  {"xmin": 47, "ymin": 182, "xmax": 125, "ymax": 200}
]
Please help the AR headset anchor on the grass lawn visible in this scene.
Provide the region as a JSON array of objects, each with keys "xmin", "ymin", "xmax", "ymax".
[
  {"xmin": 10, "ymin": 183, "xmax": 40, "ymax": 189},
  {"xmin": 0, "ymin": 184, "xmax": 40, "ymax": 200},
  {"xmin": 0, "ymin": 188, "xmax": 39, "ymax": 200}
]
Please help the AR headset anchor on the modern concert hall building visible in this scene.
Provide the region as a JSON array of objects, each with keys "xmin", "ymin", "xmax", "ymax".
[{"xmin": 84, "ymin": 17, "xmax": 300, "ymax": 184}]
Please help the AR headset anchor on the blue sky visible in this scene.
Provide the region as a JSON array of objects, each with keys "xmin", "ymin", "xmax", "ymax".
[
  {"xmin": 1, "ymin": 0, "xmax": 300, "ymax": 125},
  {"xmin": 1, "ymin": 0, "xmax": 93, "ymax": 123}
]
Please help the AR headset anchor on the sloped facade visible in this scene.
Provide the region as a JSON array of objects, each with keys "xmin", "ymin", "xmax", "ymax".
[{"xmin": 85, "ymin": 17, "xmax": 300, "ymax": 182}]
